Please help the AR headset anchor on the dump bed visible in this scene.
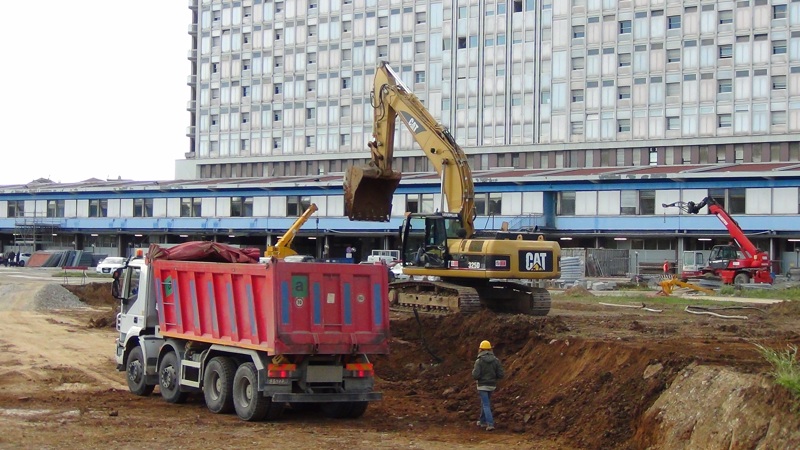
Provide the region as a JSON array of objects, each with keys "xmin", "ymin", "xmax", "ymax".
[{"xmin": 152, "ymin": 259, "xmax": 389, "ymax": 355}]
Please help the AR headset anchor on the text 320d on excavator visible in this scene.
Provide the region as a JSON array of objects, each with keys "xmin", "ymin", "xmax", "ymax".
[{"xmin": 344, "ymin": 62, "xmax": 561, "ymax": 315}]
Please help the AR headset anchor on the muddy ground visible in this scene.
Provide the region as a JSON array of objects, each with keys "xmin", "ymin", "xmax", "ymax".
[{"xmin": 1, "ymin": 271, "xmax": 799, "ymax": 449}]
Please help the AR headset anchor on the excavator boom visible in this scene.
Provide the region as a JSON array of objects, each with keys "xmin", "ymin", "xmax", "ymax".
[
  {"xmin": 344, "ymin": 61, "xmax": 475, "ymax": 236},
  {"xmin": 264, "ymin": 203, "xmax": 318, "ymax": 259}
]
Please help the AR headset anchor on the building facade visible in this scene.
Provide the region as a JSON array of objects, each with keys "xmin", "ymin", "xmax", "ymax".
[{"xmin": 179, "ymin": 0, "xmax": 800, "ymax": 180}]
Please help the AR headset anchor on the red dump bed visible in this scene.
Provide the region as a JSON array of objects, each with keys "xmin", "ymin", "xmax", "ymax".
[{"xmin": 152, "ymin": 260, "xmax": 389, "ymax": 355}]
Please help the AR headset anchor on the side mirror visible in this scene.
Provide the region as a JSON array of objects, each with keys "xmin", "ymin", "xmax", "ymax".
[{"xmin": 111, "ymin": 268, "xmax": 123, "ymax": 299}]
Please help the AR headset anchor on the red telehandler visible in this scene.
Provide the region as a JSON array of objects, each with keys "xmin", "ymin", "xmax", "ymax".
[{"xmin": 663, "ymin": 197, "xmax": 772, "ymax": 285}]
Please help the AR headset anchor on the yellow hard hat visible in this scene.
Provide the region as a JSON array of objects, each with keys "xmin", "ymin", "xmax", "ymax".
[{"xmin": 479, "ymin": 340, "xmax": 492, "ymax": 350}]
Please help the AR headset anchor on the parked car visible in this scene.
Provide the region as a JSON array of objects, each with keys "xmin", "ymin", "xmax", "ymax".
[
  {"xmin": 96, "ymin": 257, "xmax": 126, "ymax": 274},
  {"xmin": 16, "ymin": 253, "xmax": 32, "ymax": 267}
]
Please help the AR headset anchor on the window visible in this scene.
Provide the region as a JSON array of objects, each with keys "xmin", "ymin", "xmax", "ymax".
[
  {"xmin": 275, "ymin": 0, "xmax": 284, "ymax": 13},
  {"xmin": 667, "ymin": 49, "xmax": 681, "ymax": 63},
  {"xmin": 378, "ymin": 45, "xmax": 388, "ymax": 58},
  {"xmin": 618, "ymin": 119, "xmax": 631, "ymax": 132},
  {"xmin": 668, "ymin": 15, "xmax": 681, "ymax": 29},
  {"xmin": 273, "ymin": 138, "xmax": 282, "ymax": 150},
  {"xmin": 242, "ymin": 86, "xmax": 250, "ymax": 97},
  {"xmin": 308, "ymin": 52, "xmax": 317, "ymax": 65},
  {"xmin": 621, "ymin": 191, "xmax": 638, "ymax": 215},
  {"xmin": 305, "ymin": 136, "xmax": 316, "ymax": 147},
  {"xmin": 639, "ymin": 190, "xmax": 656, "ymax": 214},
  {"xmin": 773, "ymin": 75, "xmax": 787, "ymax": 90},
  {"xmin": 242, "ymin": 59, "xmax": 251, "ymax": 71},
  {"xmin": 619, "ymin": 20, "xmax": 632, "ymax": 34},
  {"xmin": 89, "ymin": 199, "xmax": 108, "ymax": 218},
  {"xmin": 772, "ymin": 111, "xmax": 787, "ymax": 125},
  {"xmin": 342, "ymin": 77, "xmax": 351, "ymax": 89},
  {"xmin": 210, "ymin": 114, "xmax": 219, "ymax": 126},
  {"xmin": 718, "ymin": 79, "xmax": 732, "ymax": 93},
  {"xmin": 540, "ymin": 91, "xmax": 551, "ymax": 104},
  {"xmin": 570, "ymin": 121, "xmax": 584, "ymax": 135},
  {"xmin": 307, "ymin": 80, "xmax": 316, "ymax": 92},
  {"xmin": 274, "ymin": 83, "xmax": 283, "ymax": 94},
  {"xmin": 378, "ymin": 16, "xmax": 388, "ymax": 28},
  {"xmin": 133, "ymin": 198, "xmax": 153, "ymax": 217},
  {"xmin": 243, "ymin": 33, "xmax": 251, "ymax": 44},
  {"xmin": 212, "ymin": 62, "xmax": 219, "ymax": 74},
  {"xmin": 719, "ymin": 44, "xmax": 732, "ymax": 58},
  {"xmin": 309, "ymin": 1, "xmax": 317, "ymax": 9},
  {"xmin": 571, "ymin": 89, "xmax": 584, "ymax": 102},
  {"xmin": 7, "ymin": 200, "xmax": 23, "ymax": 217},
  {"xmin": 274, "ymin": 110, "xmax": 283, "ymax": 121},
  {"xmin": 342, "ymin": 20, "xmax": 352, "ymax": 32},
  {"xmin": 667, "ymin": 116, "xmax": 680, "ymax": 130},
  {"xmin": 619, "ymin": 53, "xmax": 631, "ymax": 67},
  {"xmin": 719, "ymin": 10, "xmax": 733, "ymax": 24},
  {"xmin": 244, "ymin": 6, "xmax": 252, "ymax": 18},
  {"xmin": 415, "ymin": 41, "xmax": 425, "ymax": 54},
  {"xmin": 618, "ymin": 86, "xmax": 631, "ymax": 100},
  {"xmin": 458, "ymin": 6, "xmax": 468, "ymax": 19},
  {"xmin": 414, "ymin": 71, "xmax": 425, "ymax": 83},
  {"xmin": 416, "ymin": 11, "xmax": 426, "ymax": 24},
  {"xmin": 666, "ymin": 82, "xmax": 680, "ymax": 96},
  {"xmin": 718, "ymin": 114, "xmax": 732, "ymax": 128},
  {"xmin": 469, "ymin": 35, "xmax": 478, "ymax": 47},
  {"xmin": 308, "ymin": 25, "xmax": 317, "ymax": 37},
  {"xmin": 342, "ymin": 49, "xmax": 352, "ymax": 61},
  {"xmin": 213, "ymin": 11, "xmax": 221, "ymax": 21},
  {"xmin": 774, "ymin": 4, "xmax": 787, "ymax": 19},
  {"xmin": 230, "ymin": 197, "xmax": 253, "ymax": 217},
  {"xmin": 340, "ymin": 134, "xmax": 351, "ymax": 146},
  {"xmin": 46, "ymin": 200, "xmax": 65, "ymax": 218},
  {"xmin": 340, "ymin": 105, "xmax": 351, "ymax": 118},
  {"xmin": 306, "ymin": 107, "xmax": 315, "ymax": 120},
  {"xmin": 572, "ymin": 57, "xmax": 585, "ymax": 70},
  {"xmin": 242, "ymin": 114, "xmax": 249, "ymax": 124},
  {"xmin": 559, "ymin": 192, "xmax": 576, "ymax": 215},
  {"xmin": 773, "ymin": 40, "xmax": 788, "ymax": 55},
  {"xmin": 287, "ymin": 196, "xmax": 312, "ymax": 217},
  {"xmin": 572, "ymin": 25, "xmax": 585, "ymax": 38}
]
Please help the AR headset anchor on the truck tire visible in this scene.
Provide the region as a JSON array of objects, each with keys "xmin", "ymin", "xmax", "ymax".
[
  {"xmin": 203, "ymin": 357, "xmax": 236, "ymax": 414},
  {"xmin": 734, "ymin": 272, "xmax": 750, "ymax": 286},
  {"xmin": 233, "ymin": 362, "xmax": 269, "ymax": 421},
  {"xmin": 159, "ymin": 351, "xmax": 188, "ymax": 404},
  {"xmin": 321, "ymin": 401, "xmax": 364, "ymax": 419},
  {"xmin": 126, "ymin": 346, "xmax": 155, "ymax": 396}
]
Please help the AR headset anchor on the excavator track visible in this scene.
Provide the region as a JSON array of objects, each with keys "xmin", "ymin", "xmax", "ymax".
[
  {"xmin": 389, "ymin": 280, "xmax": 482, "ymax": 314},
  {"xmin": 388, "ymin": 280, "xmax": 551, "ymax": 316}
]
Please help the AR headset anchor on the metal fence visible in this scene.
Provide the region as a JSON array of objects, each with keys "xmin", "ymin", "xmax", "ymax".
[{"xmin": 561, "ymin": 248, "xmax": 630, "ymax": 277}]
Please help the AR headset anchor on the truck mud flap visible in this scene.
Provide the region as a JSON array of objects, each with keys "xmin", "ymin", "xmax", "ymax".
[{"xmin": 271, "ymin": 392, "xmax": 382, "ymax": 403}]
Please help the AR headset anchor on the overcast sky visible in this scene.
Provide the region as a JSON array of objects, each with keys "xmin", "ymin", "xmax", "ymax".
[{"xmin": 0, "ymin": 1, "xmax": 190, "ymax": 185}]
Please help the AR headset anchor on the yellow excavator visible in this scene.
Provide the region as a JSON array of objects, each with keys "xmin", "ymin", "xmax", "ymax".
[
  {"xmin": 265, "ymin": 203, "xmax": 318, "ymax": 259},
  {"xmin": 344, "ymin": 62, "xmax": 561, "ymax": 315}
]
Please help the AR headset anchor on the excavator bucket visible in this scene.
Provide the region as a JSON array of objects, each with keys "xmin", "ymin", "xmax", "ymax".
[{"xmin": 344, "ymin": 165, "xmax": 401, "ymax": 222}]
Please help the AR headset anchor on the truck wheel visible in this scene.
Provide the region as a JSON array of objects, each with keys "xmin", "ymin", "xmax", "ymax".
[
  {"xmin": 233, "ymin": 362, "xmax": 269, "ymax": 421},
  {"xmin": 734, "ymin": 273, "xmax": 750, "ymax": 286},
  {"xmin": 159, "ymin": 351, "xmax": 188, "ymax": 404},
  {"xmin": 321, "ymin": 401, "xmax": 354, "ymax": 419},
  {"xmin": 126, "ymin": 346, "xmax": 155, "ymax": 396},
  {"xmin": 347, "ymin": 401, "xmax": 369, "ymax": 418},
  {"xmin": 203, "ymin": 357, "xmax": 236, "ymax": 414}
]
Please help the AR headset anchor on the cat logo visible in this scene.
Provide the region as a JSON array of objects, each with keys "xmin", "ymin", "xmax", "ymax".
[
  {"xmin": 400, "ymin": 111, "xmax": 426, "ymax": 135},
  {"xmin": 518, "ymin": 251, "xmax": 552, "ymax": 272}
]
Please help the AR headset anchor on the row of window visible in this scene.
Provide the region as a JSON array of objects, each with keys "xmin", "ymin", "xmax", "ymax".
[
  {"xmin": 569, "ymin": 4, "xmax": 789, "ymax": 38},
  {"xmin": 6, "ymin": 186, "xmax": 800, "ymax": 219}
]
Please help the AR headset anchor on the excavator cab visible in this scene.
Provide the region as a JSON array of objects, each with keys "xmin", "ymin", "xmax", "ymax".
[
  {"xmin": 401, "ymin": 213, "xmax": 463, "ymax": 269},
  {"xmin": 344, "ymin": 165, "xmax": 401, "ymax": 222}
]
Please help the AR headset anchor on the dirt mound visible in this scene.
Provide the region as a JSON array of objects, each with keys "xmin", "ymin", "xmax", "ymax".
[
  {"xmin": 374, "ymin": 309, "xmax": 800, "ymax": 449},
  {"xmin": 62, "ymin": 283, "xmax": 118, "ymax": 328},
  {"xmin": 562, "ymin": 285, "xmax": 594, "ymax": 297}
]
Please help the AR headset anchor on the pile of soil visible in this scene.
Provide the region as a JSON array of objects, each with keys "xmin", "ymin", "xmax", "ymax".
[{"xmin": 63, "ymin": 283, "xmax": 118, "ymax": 328}]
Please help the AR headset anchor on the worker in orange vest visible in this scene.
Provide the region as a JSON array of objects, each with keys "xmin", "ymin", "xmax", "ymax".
[{"xmin": 663, "ymin": 260, "xmax": 670, "ymax": 275}]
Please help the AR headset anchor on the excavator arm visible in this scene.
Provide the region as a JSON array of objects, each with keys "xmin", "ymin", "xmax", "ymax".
[
  {"xmin": 344, "ymin": 62, "xmax": 476, "ymax": 237},
  {"xmin": 264, "ymin": 203, "xmax": 318, "ymax": 259},
  {"xmin": 662, "ymin": 197, "xmax": 760, "ymax": 259}
]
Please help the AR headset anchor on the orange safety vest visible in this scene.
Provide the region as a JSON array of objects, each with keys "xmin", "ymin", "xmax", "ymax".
[{"xmin": 663, "ymin": 261, "xmax": 669, "ymax": 272}]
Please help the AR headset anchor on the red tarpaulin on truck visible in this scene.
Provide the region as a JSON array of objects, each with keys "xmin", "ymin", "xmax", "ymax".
[{"xmin": 148, "ymin": 242, "xmax": 261, "ymax": 263}]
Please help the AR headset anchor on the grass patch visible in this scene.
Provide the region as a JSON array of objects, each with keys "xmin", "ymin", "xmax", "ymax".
[
  {"xmin": 552, "ymin": 293, "xmax": 748, "ymax": 308},
  {"xmin": 754, "ymin": 343, "xmax": 800, "ymax": 399},
  {"xmin": 54, "ymin": 271, "xmax": 108, "ymax": 278},
  {"xmin": 732, "ymin": 287, "xmax": 800, "ymax": 301}
]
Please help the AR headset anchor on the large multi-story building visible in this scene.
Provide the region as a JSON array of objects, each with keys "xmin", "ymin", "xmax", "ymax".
[{"xmin": 178, "ymin": 0, "xmax": 800, "ymax": 180}]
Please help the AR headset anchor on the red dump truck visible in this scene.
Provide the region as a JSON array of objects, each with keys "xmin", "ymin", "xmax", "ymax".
[{"xmin": 114, "ymin": 242, "xmax": 389, "ymax": 421}]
